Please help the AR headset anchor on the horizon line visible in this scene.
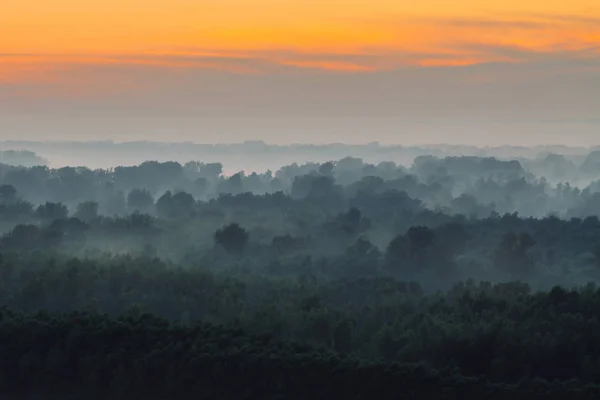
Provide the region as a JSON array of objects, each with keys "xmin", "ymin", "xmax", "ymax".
[{"xmin": 0, "ymin": 139, "xmax": 598, "ymax": 150}]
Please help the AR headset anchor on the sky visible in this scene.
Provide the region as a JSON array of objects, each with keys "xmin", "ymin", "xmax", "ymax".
[{"xmin": 1, "ymin": 0, "xmax": 599, "ymax": 145}]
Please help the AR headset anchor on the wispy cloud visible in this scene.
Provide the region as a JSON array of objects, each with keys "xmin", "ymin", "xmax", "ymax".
[
  {"xmin": 278, "ymin": 60, "xmax": 377, "ymax": 72},
  {"xmin": 1, "ymin": 11, "xmax": 598, "ymax": 96}
]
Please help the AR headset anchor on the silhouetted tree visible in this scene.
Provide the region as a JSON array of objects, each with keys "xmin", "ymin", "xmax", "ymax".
[
  {"xmin": 127, "ymin": 189, "xmax": 154, "ymax": 211},
  {"xmin": 74, "ymin": 201, "xmax": 99, "ymax": 222},
  {"xmin": 156, "ymin": 191, "xmax": 194, "ymax": 218},
  {"xmin": 407, "ymin": 226, "xmax": 435, "ymax": 262},
  {"xmin": 214, "ymin": 223, "xmax": 249, "ymax": 255},
  {"xmin": 344, "ymin": 238, "xmax": 381, "ymax": 277},
  {"xmin": 493, "ymin": 231, "xmax": 536, "ymax": 276},
  {"xmin": 0, "ymin": 184, "xmax": 17, "ymax": 203},
  {"xmin": 35, "ymin": 202, "xmax": 68, "ymax": 223}
]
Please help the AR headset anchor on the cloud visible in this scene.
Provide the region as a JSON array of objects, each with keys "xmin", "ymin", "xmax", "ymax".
[
  {"xmin": 415, "ymin": 57, "xmax": 519, "ymax": 68},
  {"xmin": 1, "ymin": 2, "xmax": 599, "ymax": 146},
  {"xmin": 496, "ymin": 13, "xmax": 600, "ymax": 26},
  {"xmin": 1, "ymin": 45, "xmax": 598, "ymax": 102},
  {"xmin": 429, "ymin": 14, "xmax": 600, "ymax": 28},
  {"xmin": 277, "ymin": 60, "xmax": 377, "ymax": 72},
  {"xmin": 1, "ymin": 10, "xmax": 598, "ymax": 100}
]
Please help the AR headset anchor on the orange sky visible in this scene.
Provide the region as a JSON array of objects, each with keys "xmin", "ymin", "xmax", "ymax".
[
  {"xmin": 2, "ymin": 0, "xmax": 599, "ymax": 81},
  {"xmin": 1, "ymin": 0, "xmax": 600, "ymax": 149}
]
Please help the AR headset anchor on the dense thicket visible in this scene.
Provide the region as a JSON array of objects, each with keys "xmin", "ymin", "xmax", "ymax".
[
  {"xmin": 3, "ymin": 309, "xmax": 600, "ymax": 400},
  {"xmin": 2, "ymin": 252, "xmax": 600, "ymax": 382},
  {"xmin": 3, "ymin": 152, "xmax": 600, "ymax": 398},
  {"xmin": 1, "ymin": 152, "xmax": 600, "ymax": 220}
]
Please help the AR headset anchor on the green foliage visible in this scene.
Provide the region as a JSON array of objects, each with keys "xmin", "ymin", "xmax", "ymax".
[
  {"xmin": 74, "ymin": 201, "xmax": 99, "ymax": 222},
  {"xmin": 127, "ymin": 188, "xmax": 154, "ymax": 211},
  {"xmin": 214, "ymin": 223, "xmax": 249, "ymax": 255},
  {"xmin": 2, "ymin": 154, "xmax": 600, "ymax": 397},
  {"xmin": 2, "ymin": 279, "xmax": 600, "ymax": 398}
]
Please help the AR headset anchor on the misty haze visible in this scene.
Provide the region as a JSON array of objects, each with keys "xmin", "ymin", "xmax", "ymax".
[
  {"xmin": 2, "ymin": 0, "xmax": 600, "ymax": 398},
  {"xmin": 2, "ymin": 139, "xmax": 600, "ymax": 399}
]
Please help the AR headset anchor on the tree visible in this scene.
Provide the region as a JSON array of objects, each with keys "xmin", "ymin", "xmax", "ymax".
[
  {"xmin": 157, "ymin": 191, "xmax": 195, "ymax": 218},
  {"xmin": 127, "ymin": 189, "xmax": 154, "ymax": 211},
  {"xmin": 74, "ymin": 201, "xmax": 99, "ymax": 222},
  {"xmin": 318, "ymin": 162, "xmax": 335, "ymax": 177},
  {"xmin": 214, "ymin": 223, "xmax": 249, "ymax": 255},
  {"xmin": 333, "ymin": 319, "xmax": 354, "ymax": 353},
  {"xmin": 348, "ymin": 176, "xmax": 385, "ymax": 197},
  {"xmin": 48, "ymin": 217, "xmax": 89, "ymax": 242},
  {"xmin": 0, "ymin": 199, "xmax": 34, "ymax": 222},
  {"xmin": 218, "ymin": 173, "xmax": 244, "ymax": 196},
  {"xmin": 386, "ymin": 234, "xmax": 409, "ymax": 263},
  {"xmin": 192, "ymin": 178, "xmax": 209, "ymax": 199},
  {"xmin": 35, "ymin": 202, "xmax": 68, "ymax": 223},
  {"xmin": 102, "ymin": 190, "xmax": 127, "ymax": 216},
  {"xmin": 202, "ymin": 162, "xmax": 223, "ymax": 181},
  {"xmin": 171, "ymin": 192, "xmax": 195, "ymax": 216},
  {"xmin": 2, "ymin": 224, "xmax": 41, "ymax": 248},
  {"xmin": 156, "ymin": 191, "xmax": 173, "ymax": 218},
  {"xmin": 0, "ymin": 184, "xmax": 17, "ymax": 203},
  {"xmin": 344, "ymin": 238, "xmax": 381, "ymax": 277},
  {"xmin": 493, "ymin": 231, "xmax": 536, "ymax": 277},
  {"xmin": 592, "ymin": 243, "xmax": 600, "ymax": 268},
  {"xmin": 435, "ymin": 222, "xmax": 467, "ymax": 254},
  {"xmin": 386, "ymin": 226, "xmax": 435, "ymax": 274},
  {"xmin": 407, "ymin": 226, "xmax": 435, "ymax": 259},
  {"xmin": 271, "ymin": 234, "xmax": 303, "ymax": 254},
  {"xmin": 451, "ymin": 194, "xmax": 480, "ymax": 216},
  {"xmin": 326, "ymin": 208, "xmax": 370, "ymax": 238},
  {"xmin": 430, "ymin": 222, "xmax": 468, "ymax": 277},
  {"xmin": 291, "ymin": 174, "xmax": 337, "ymax": 200}
]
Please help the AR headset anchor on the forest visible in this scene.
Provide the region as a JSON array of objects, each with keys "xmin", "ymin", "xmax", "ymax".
[{"xmin": 3, "ymin": 148, "xmax": 600, "ymax": 398}]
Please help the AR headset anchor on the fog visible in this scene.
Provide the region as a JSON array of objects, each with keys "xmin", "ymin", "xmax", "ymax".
[
  {"xmin": 4, "ymin": 0, "xmax": 600, "ymax": 395},
  {"xmin": 0, "ymin": 139, "xmax": 598, "ymax": 174},
  {"xmin": 2, "ymin": 53, "xmax": 599, "ymax": 154},
  {"xmin": 2, "ymin": 115, "xmax": 599, "ymax": 154},
  {"xmin": 5, "ymin": 140, "xmax": 600, "ymax": 397}
]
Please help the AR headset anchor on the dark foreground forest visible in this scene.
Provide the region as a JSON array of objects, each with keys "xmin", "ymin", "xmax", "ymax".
[{"xmin": 3, "ymin": 150, "xmax": 600, "ymax": 398}]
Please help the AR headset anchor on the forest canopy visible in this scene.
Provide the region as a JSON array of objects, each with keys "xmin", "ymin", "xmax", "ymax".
[{"xmin": 2, "ymin": 147, "xmax": 600, "ymax": 398}]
